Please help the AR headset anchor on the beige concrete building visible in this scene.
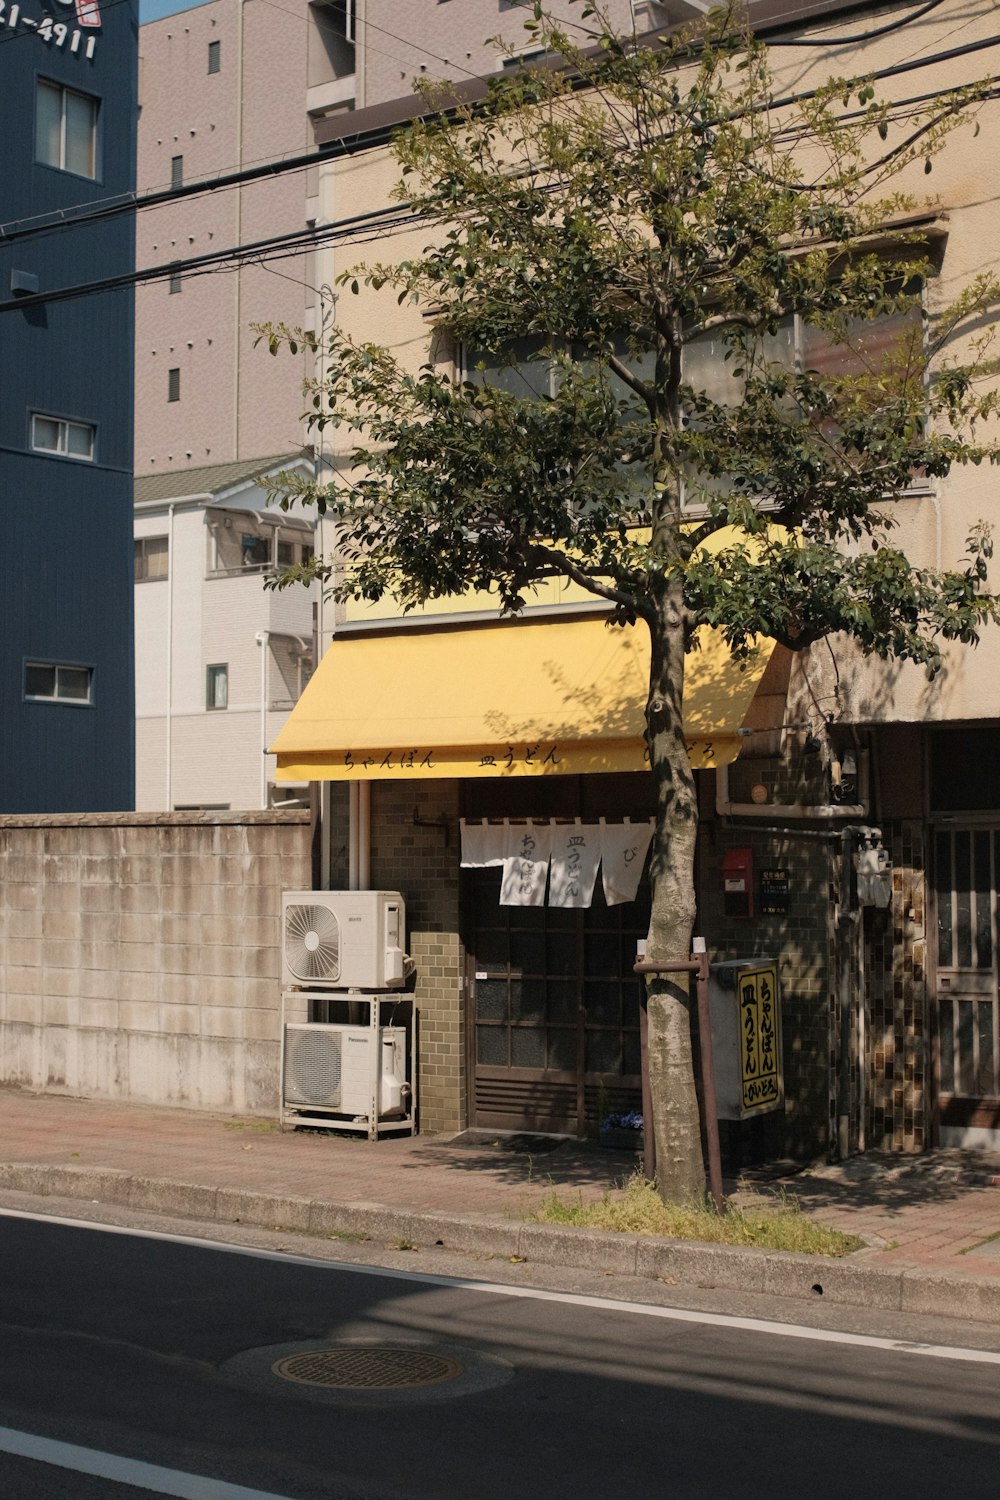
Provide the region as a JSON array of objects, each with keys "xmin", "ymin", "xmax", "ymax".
[
  {"xmin": 272, "ymin": 0, "xmax": 1000, "ymax": 1154},
  {"xmin": 135, "ymin": 0, "xmax": 313, "ymax": 473}
]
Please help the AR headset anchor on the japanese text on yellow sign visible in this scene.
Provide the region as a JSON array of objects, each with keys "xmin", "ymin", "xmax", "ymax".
[{"xmin": 738, "ymin": 964, "xmax": 782, "ymax": 1116}]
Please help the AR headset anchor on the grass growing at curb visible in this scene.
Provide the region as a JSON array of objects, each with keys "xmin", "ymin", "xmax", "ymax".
[{"xmin": 526, "ymin": 1172, "xmax": 862, "ymax": 1257}]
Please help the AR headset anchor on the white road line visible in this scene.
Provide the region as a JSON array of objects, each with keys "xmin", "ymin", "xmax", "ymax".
[
  {"xmin": 0, "ymin": 1424, "xmax": 296, "ymax": 1500},
  {"xmin": 3, "ymin": 1204, "xmax": 1000, "ymax": 1366}
]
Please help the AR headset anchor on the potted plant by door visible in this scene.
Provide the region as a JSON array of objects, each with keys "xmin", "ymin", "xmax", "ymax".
[{"xmin": 599, "ymin": 1110, "xmax": 644, "ymax": 1153}]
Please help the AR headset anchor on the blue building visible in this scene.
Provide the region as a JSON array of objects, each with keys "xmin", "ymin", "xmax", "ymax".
[{"xmin": 0, "ymin": 0, "xmax": 137, "ymax": 811}]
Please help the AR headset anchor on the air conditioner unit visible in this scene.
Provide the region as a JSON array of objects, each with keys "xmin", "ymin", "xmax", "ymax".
[
  {"xmin": 281, "ymin": 890, "xmax": 406, "ymax": 989},
  {"xmin": 282, "ymin": 1022, "xmax": 407, "ymax": 1118}
]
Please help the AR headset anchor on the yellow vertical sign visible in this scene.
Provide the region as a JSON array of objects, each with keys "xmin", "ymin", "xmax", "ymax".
[{"xmin": 737, "ymin": 964, "xmax": 782, "ymax": 1116}]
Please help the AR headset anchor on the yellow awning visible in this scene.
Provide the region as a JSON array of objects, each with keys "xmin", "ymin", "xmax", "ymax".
[{"xmin": 270, "ymin": 616, "xmax": 772, "ymax": 782}]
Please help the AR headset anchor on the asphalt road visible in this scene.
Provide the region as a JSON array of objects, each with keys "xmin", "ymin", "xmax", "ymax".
[{"xmin": 1, "ymin": 1208, "xmax": 999, "ymax": 1500}]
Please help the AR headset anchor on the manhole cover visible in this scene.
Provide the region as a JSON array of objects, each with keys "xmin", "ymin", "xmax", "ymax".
[
  {"xmin": 223, "ymin": 1338, "xmax": 513, "ymax": 1405},
  {"xmin": 272, "ymin": 1347, "xmax": 465, "ymax": 1390}
]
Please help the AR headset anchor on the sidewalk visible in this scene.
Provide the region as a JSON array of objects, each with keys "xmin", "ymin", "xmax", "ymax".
[{"xmin": 2, "ymin": 1088, "xmax": 999, "ymax": 1323}]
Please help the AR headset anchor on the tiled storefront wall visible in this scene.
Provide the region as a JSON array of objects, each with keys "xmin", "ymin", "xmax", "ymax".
[
  {"xmin": 864, "ymin": 820, "xmax": 927, "ymax": 1151},
  {"xmin": 698, "ymin": 814, "xmax": 835, "ymax": 1161},
  {"xmin": 325, "ymin": 781, "xmax": 464, "ymax": 1134},
  {"xmin": 0, "ymin": 811, "xmax": 312, "ymax": 1114}
]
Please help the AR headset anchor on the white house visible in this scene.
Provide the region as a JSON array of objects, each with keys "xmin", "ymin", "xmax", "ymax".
[{"xmin": 134, "ymin": 455, "xmax": 316, "ymax": 811}]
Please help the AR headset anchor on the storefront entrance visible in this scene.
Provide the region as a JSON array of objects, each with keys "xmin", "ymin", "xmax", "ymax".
[
  {"xmin": 462, "ymin": 773, "xmax": 657, "ymax": 1136},
  {"xmin": 466, "ymin": 869, "xmax": 648, "ymax": 1133},
  {"xmin": 933, "ymin": 826, "xmax": 1000, "ymax": 1141}
]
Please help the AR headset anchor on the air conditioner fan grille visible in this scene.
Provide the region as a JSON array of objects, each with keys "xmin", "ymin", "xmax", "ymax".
[
  {"xmin": 285, "ymin": 1028, "xmax": 342, "ymax": 1106},
  {"xmin": 285, "ymin": 903, "xmax": 341, "ymax": 981}
]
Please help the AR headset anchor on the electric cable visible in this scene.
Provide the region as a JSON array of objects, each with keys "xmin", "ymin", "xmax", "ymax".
[
  {"xmin": 6, "ymin": 25, "xmax": 1000, "ymax": 248},
  {"xmin": 6, "ymin": 63, "xmax": 1000, "ymax": 314},
  {"xmin": 0, "ymin": 198, "xmax": 424, "ymax": 313},
  {"xmin": 5, "ymin": 5, "xmax": 1000, "ymax": 260},
  {"xmin": 765, "ymin": 0, "xmax": 951, "ymax": 47}
]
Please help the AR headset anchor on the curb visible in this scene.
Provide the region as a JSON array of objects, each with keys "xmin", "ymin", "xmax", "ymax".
[{"xmin": 3, "ymin": 1160, "xmax": 1000, "ymax": 1327}]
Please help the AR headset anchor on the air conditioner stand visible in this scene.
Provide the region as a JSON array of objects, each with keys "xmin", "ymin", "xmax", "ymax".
[{"xmin": 280, "ymin": 990, "xmax": 417, "ymax": 1140}]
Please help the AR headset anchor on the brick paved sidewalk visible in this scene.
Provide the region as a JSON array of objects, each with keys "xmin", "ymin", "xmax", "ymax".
[{"xmin": 1, "ymin": 1088, "xmax": 998, "ymax": 1282}]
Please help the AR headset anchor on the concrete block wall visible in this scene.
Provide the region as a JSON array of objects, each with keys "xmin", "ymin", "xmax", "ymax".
[{"xmin": 0, "ymin": 810, "xmax": 311, "ymax": 1115}]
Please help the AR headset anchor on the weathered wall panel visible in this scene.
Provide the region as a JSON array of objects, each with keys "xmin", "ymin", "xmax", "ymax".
[{"xmin": 0, "ymin": 810, "xmax": 310, "ymax": 1115}]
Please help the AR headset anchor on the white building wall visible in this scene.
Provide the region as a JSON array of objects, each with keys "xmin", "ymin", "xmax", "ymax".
[{"xmin": 135, "ymin": 483, "xmax": 315, "ymax": 811}]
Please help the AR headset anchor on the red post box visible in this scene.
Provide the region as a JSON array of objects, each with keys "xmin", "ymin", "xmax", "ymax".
[{"xmin": 722, "ymin": 847, "xmax": 754, "ymax": 918}]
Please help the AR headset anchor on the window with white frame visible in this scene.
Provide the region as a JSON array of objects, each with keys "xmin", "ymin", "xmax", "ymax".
[
  {"xmin": 35, "ymin": 79, "xmax": 98, "ymax": 178},
  {"xmin": 208, "ymin": 39, "xmax": 221, "ymax": 73},
  {"xmin": 24, "ymin": 662, "xmax": 94, "ymax": 704},
  {"xmin": 206, "ymin": 663, "xmax": 229, "ymax": 710},
  {"xmin": 207, "ymin": 517, "xmax": 313, "ymax": 577},
  {"xmin": 134, "ymin": 536, "xmax": 169, "ymax": 582},
  {"xmin": 31, "ymin": 414, "xmax": 95, "ymax": 461}
]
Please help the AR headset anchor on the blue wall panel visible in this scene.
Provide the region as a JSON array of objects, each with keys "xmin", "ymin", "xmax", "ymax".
[{"xmin": 0, "ymin": 0, "xmax": 137, "ymax": 811}]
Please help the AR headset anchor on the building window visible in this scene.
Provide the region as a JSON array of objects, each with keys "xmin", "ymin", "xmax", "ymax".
[
  {"xmin": 208, "ymin": 39, "xmax": 221, "ymax": 72},
  {"xmin": 31, "ymin": 414, "xmax": 95, "ymax": 462},
  {"xmin": 328, "ymin": 0, "xmax": 354, "ymax": 41},
  {"xmin": 134, "ymin": 536, "xmax": 169, "ymax": 582},
  {"xmin": 206, "ymin": 663, "xmax": 229, "ymax": 710},
  {"xmin": 36, "ymin": 79, "xmax": 98, "ymax": 179},
  {"xmin": 24, "ymin": 662, "xmax": 94, "ymax": 705},
  {"xmin": 171, "ymin": 154, "xmax": 183, "ymax": 189},
  {"xmin": 501, "ymin": 47, "xmax": 549, "ymax": 71},
  {"xmin": 240, "ymin": 533, "xmax": 270, "ymax": 568},
  {"xmin": 167, "ymin": 368, "xmax": 181, "ymax": 402},
  {"xmin": 277, "ymin": 539, "xmax": 314, "ymax": 568},
  {"xmin": 168, "ymin": 263, "xmax": 182, "ymax": 294}
]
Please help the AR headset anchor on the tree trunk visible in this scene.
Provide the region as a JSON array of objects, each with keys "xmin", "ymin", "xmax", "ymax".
[{"xmin": 643, "ymin": 580, "xmax": 706, "ymax": 1203}]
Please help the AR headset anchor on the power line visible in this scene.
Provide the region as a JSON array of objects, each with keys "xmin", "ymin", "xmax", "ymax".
[
  {"xmin": 0, "ymin": 120, "xmax": 404, "ymax": 245},
  {"xmin": 765, "ymin": 0, "xmax": 951, "ymax": 47},
  {"xmin": 5, "ymin": 5, "xmax": 1000, "ymax": 257},
  {"xmin": 0, "ymin": 199, "xmax": 421, "ymax": 313},
  {"xmin": 8, "ymin": 49, "xmax": 999, "ymax": 321}
]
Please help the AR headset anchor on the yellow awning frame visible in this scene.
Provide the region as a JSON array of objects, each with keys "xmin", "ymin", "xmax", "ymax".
[{"xmin": 270, "ymin": 615, "xmax": 773, "ymax": 782}]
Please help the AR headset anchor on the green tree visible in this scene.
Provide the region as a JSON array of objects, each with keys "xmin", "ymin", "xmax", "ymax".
[{"xmin": 262, "ymin": 2, "xmax": 1000, "ymax": 1201}]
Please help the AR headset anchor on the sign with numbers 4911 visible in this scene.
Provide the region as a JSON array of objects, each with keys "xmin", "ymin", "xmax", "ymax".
[{"xmin": 1, "ymin": 0, "xmax": 101, "ymax": 59}]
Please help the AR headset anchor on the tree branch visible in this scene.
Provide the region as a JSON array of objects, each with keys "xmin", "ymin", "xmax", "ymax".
[{"xmin": 527, "ymin": 542, "xmax": 648, "ymax": 620}]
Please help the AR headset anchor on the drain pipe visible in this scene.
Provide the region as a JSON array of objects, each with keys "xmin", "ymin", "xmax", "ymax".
[
  {"xmin": 358, "ymin": 780, "xmax": 371, "ymax": 890},
  {"xmin": 715, "ymin": 755, "xmax": 869, "ymax": 821},
  {"xmin": 348, "ymin": 782, "xmax": 359, "ymax": 890},
  {"xmin": 165, "ymin": 501, "xmax": 178, "ymax": 810}
]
